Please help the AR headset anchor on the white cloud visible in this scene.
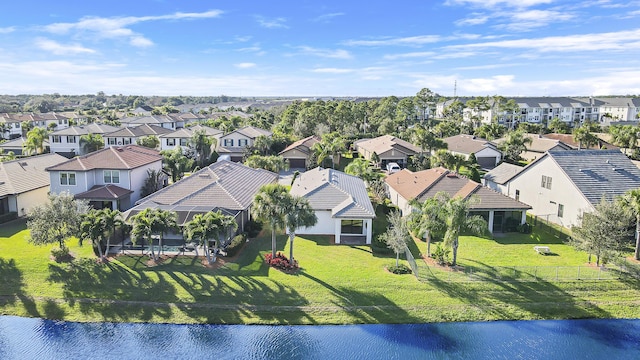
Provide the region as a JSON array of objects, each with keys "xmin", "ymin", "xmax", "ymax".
[
  {"xmin": 0, "ymin": 27, "xmax": 16, "ymax": 34},
  {"xmin": 297, "ymin": 46, "xmax": 352, "ymax": 59},
  {"xmin": 383, "ymin": 51, "xmax": 435, "ymax": 60},
  {"xmin": 445, "ymin": 28, "xmax": 640, "ymax": 52},
  {"xmin": 445, "ymin": 0, "xmax": 553, "ymax": 9},
  {"xmin": 344, "ymin": 35, "xmax": 441, "ymax": 47},
  {"xmin": 255, "ymin": 16, "xmax": 288, "ymax": 29},
  {"xmin": 312, "ymin": 13, "xmax": 345, "ymax": 22},
  {"xmin": 235, "ymin": 62, "xmax": 256, "ymax": 69},
  {"xmin": 35, "ymin": 38, "xmax": 96, "ymax": 55},
  {"xmin": 42, "ymin": 10, "xmax": 223, "ymax": 47},
  {"xmin": 503, "ymin": 10, "xmax": 575, "ymax": 31},
  {"xmin": 455, "ymin": 15, "xmax": 489, "ymax": 26},
  {"xmin": 312, "ymin": 68, "xmax": 354, "ymax": 74}
]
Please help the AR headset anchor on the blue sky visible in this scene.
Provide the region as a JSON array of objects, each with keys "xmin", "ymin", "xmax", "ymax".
[{"xmin": 1, "ymin": 0, "xmax": 639, "ymax": 97}]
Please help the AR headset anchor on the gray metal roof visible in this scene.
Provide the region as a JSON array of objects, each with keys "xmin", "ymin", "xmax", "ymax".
[
  {"xmin": 290, "ymin": 167, "xmax": 375, "ymax": 218},
  {"xmin": 134, "ymin": 160, "xmax": 278, "ymax": 211},
  {"xmin": 483, "ymin": 163, "xmax": 525, "ymax": 185},
  {"xmin": 547, "ymin": 149, "xmax": 640, "ymax": 205}
]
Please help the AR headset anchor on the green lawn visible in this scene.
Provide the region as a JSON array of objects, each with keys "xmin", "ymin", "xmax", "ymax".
[{"xmin": 1, "ymin": 218, "xmax": 639, "ymax": 325}]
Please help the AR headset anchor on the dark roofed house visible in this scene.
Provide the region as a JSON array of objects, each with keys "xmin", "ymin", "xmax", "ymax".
[
  {"xmin": 385, "ymin": 167, "xmax": 531, "ymax": 233},
  {"xmin": 123, "ymin": 160, "xmax": 278, "ymax": 236},
  {"xmin": 103, "ymin": 124, "xmax": 172, "ymax": 148},
  {"xmin": 46, "ymin": 145, "xmax": 163, "ymax": 211},
  {"xmin": 279, "ymin": 135, "xmax": 320, "ymax": 169},
  {"xmin": 0, "ymin": 153, "xmax": 68, "ymax": 218},
  {"xmin": 442, "ymin": 134, "xmax": 502, "ymax": 170},
  {"xmin": 218, "ymin": 126, "xmax": 273, "ymax": 162},
  {"xmin": 49, "ymin": 123, "xmax": 121, "ymax": 156},
  {"xmin": 353, "ymin": 134, "xmax": 422, "ymax": 169},
  {"xmin": 496, "ymin": 149, "xmax": 640, "ymax": 227}
]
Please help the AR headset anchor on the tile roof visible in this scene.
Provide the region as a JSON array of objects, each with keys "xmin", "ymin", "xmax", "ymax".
[
  {"xmin": 542, "ymin": 133, "xmax": 618, "ymax": 150},
  {"xmin": 50, "ymin": 123, "xmax": 121, "ymax": 136},
  {"xmin": 46, "ymin": 145, "xmax": 162, "ymax": 171},
  {"xmin": 279, "ymin": 135, "xmax": 320, "ymax": 155},
  {"xmin": 290, "ymin": 167, "xmax": 376, "ymax": 218},
  {"xmin": 0, "ymin": 137, "xmax": 49, "ymax": 150},
  {"xmin": 493, "ymin": 133, "xmax": 572, "ymax": 153},
  {"xmin": 159, "ymin": 125, "xmax": 223, "ymax": 139},
  {"xmin": 547, "ymin": 149, "xmax": 640, "ymax": 205},
  {"xmin": 75, "ymin": 184, "xmax": 133, "ymax": 200},
  {"xmin": 483, "ymin": 163, "xmax": 525, "ymax": 185},
  {"xmin": 386, "ymin": 167, "xmax": 530, "ymax": 210},
  {"xmin": 133, "ymin": 160, "xmax": 278, "ymax": 211},
  {"xmin": 0, "ymin": 153, "xmax": 68, "ymax": 196},
  {"xmin": 232, "ymin": 125, "xmax": 272, "ymax": 139},
  {"xmin": 103, "ymin": 124, "xmax": 173, "ymax": 138},
  {"xmin": 443, "ymin": 134, "xmax": 496, "ymax": 155},
  {"xmin": 120, "ymin": 115, "xmax": 178, "ymax": 125},
  {"xmin": 354, "ymin": 134, "xmax": 422, "ymax": 155}
]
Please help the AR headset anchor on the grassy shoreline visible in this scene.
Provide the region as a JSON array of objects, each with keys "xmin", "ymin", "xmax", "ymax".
[{"xmin": 1, "ymin": 220, "xmax": 639, "ymax": 325}]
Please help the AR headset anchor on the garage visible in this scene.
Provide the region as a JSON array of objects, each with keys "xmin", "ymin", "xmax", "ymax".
[
  {"xmin": 477, "ymin": 156, "xmax": 498, "ymax": 169},
  {"xmin": 287, "ymin": 158, "xmax": 306, "ymax": 169}
]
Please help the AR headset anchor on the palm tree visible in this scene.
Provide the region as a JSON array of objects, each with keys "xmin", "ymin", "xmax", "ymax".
[
  {"xmin": 619, "ymin": 189, "xmax": 640, "ymax": 260},
  {"xmin": 149, "ymin": 209, "xmax": 178, "ymax": 260},
  {"xmin": 253, "ymin": 183, "xmax": 289, "ymax": 257},
  {"xmin": 23, "ymin": 127, "xmax": 48, "ymax": 155},
  {"xmin": 190, "ymin": 129, "xmax": 215, "ymax": 168},
  {"xmin": 100, "ymin": 208, "xmax": 123, "ymax": 256},
  {"xmin": 312, "ymin": 132, "xmax": 346, "ymax": 169},
  {"xmin": 79, "ymin": 209, "xmax": 108, "ymax": 259},
  {"xmin": 216, "ymin": 212, "xmax": 238, "ymax": 254},
  {"xmin": 435, "ymin": 192, "xmax": 488, "ymax": 266},
  {"xmin": 130, "ymin": 209, "xmax": 154, "ymax": 257},
  {"xmin": 410, "ymin": 197, "xmax": 445, "ymax": 257},
  {"xmin": 499, "ymin": 130, "xmax": 532, "ymax": 163},
  {"xmin": 80, "ymin": 133, "xmax": 104, "ymax": 154},
  {"xmin": 573, "ymin": 124, "xmax": 599, "ymax": 150},
  {"xmin": 344, "ymin": 158, "xmax": 381, "ymax": 185},
  {"xmin": 411, "ymin": 123, "xmax": 447, "ymax": 156},
  {"xmin": 184, "ymin": 213, "xmax": 210, "ymax": 262},
  {"xmin": 130, "ymin": 208, "xmax": 177, "ymax": 261},
  {"xmin": 284, "ymin": 196, "xmax": 317, "ymax": 265},
  {"xmin": 161, "ymin": 146, "xmax": 194, "ymax": 183}
]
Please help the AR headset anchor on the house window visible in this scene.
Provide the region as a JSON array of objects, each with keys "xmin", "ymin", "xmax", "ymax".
[
  {"xmin": 557, "ymin": 204, "xmax": 564, "ymax": 218},
  {"xmin": 52, "ymin": 135, "xmax": 61, "ymax": 143},
  {"xmin": 541, "ymin": 175, "xmax": 552, "ymax": 190},
  {"xmin": 103, "ymin": 170, "xmax": 120, "ymax": 184},
  {"xmin": 60, "ymin": 172, "xmax": 76, "ymax": 186},
  {"xmin": 107, "ymin": 137, "xmax": 117, "ymax": 145},
  {"xmin": 67, "ymin": 136, "xmax": 77, "ymax": 143},
  {"xmin": 515, "ymin": 190, "xmax": 520, "ymax": 202},
  {"xmin": 123, "ymin": 138, "xmax": 132, "ymax": 145},
  {"xmin": 179, "ymin": 138, "xmax": 188, "ymax": 146},
  {"xmin": 223, "ymin": 139, "xmax": 234, "ymax": 147},
  {"xmin": 341, "ymin": 219, "xmax": 364, "ymax": 234},
  {"xmin": 167, "ymin": 138, "xmax": 176, "ymax": 146},
  {"xmin": 238, "ymin": 139, "xmax": 249, "ymax": 147}
]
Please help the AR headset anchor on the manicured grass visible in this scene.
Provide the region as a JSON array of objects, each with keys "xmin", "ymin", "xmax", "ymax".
[{"xmin": 1, "ymin": 219, "xmax": 639, "ymax": 325}]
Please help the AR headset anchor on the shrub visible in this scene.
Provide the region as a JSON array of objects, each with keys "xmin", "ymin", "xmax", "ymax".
[
  {"xmin": 432, "ymin": 244, "xmax": 450, "ymax": 266},
  {"xmin": 264, "ymin": 252, "xmax": 298, "ymax": 271},
  {"xmin": 387, "ymin": 264, "xmax": 412, "ymax": 274},
  {"xmin": 371, "ymin": 235, "xmax": 393, "ymax": 254},
  {"xmin": 224, "ymin": 233, "xmax": 247, "ymax": 257},
  {"xmin": 51, "ymin": 246, "xmax": 71, "ymax": 262},
  {"xmin": 517, "ymin": 223, "xmax": 532, "ymax": 234},
  {"xmin": 244, "ymin": 219, "xmax": 263, "ymax": 238}
]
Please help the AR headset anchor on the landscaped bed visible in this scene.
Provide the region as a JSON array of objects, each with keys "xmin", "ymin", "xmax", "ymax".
[{"xmin": 1, "ymin": 219, "xmax": 639, "ymax": 325}]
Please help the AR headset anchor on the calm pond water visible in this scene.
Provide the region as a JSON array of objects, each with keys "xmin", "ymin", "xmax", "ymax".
[{"xmin": 0, "ymin": 316, "xmax": 639, "ymax": 360}]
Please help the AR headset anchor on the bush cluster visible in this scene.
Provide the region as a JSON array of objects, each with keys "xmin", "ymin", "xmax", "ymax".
[
  {"xmin": 264, "ymin": 252, "xmax": 298, "ymax": 271},
  {"xmin": 224, "ymin": 233, "xmax": 247, "ymax": 257},
  {"xmin": 388, "ymin": 264, "xmax": 412, "ymax": 274},
  {"xmin": 244, "ymin": 220, "xmax": 263, "ymax": 238}
]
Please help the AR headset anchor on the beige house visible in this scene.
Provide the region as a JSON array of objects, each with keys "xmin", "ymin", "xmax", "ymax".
[
  {"xmin": 385, "ymin": 167, "xmax": 530, "ymax": 233},
  {"xmin": 0, "ymin": 153, "xmax": 69, "ymax": 218},
  {"xmin": 493, "ymin": 133, "xmax": 572, "ymax": 162},
  {"xmin": 442, "ymin": 135, "xmax": 502, "ymax": 169},
  {"xmin": 218, "ymin": 126, "xmax": 272, "ymax": 162},
  {"xmin": 279, "ymin": 135, "xmax": 320, "ymax": 169},
  {"xmin": 353, "ymin": 135, "xmax": 422, "ymax": 168}
]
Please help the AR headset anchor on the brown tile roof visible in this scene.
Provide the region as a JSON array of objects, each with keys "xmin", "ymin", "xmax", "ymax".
[
  {"xmin": 443, "ymin": 134, "xmax": 496, "ymax": 155},
  {"xmin": 75, "ymin": 184, "xmax": 133, "ymax": 200},
  {"xmin": 542, "ymin": 133, "xmax": 618, "ymax": 150},
  {"xmin": 355, "ymin": 134, "xmax": 421, "ymax": 155},
  {"xmin": 46, "ymin": 145, "xmax": 162, "ymax": 171},
  {"xmin": 386, "ymin": 167, "xmax": 530, "ymax": 210},
  {"xmin": 279, "ymin": 135, "xmax": 320, "ymax": 155},
  {"xmin": 0, "ymin": 153, "xmax": 68, "ymax": 196}
]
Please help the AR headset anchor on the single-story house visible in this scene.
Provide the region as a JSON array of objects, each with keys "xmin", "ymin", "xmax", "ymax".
[
  {"xmin": 123, "ymin": 160, "xmax": 278, "ymax": 235},
  {"xmin": 493, "ymin": 133, "xmax": 573, "ymax": 162},
  {"xmin": 0, "ymin": 153, "xmax": 69, "ymax": 218},
  {"xmin": 542, "ymin": 133, "xmax": 618, "ymax": 150},
  {"xmin": 290, "ymin": 167, "xmax": 376, "ymax": 244},
  {"xmin": 385, "ymin": 167, "xmax": 531, "ymax": 233},
  {"xmin": 353, "ymin": 134, "xmax": 422, "ymax": 168},
  {"xmin": 279, "ymin": 135, "xmax": 320, "ymax": 169},
  {"xmin": 46, "ymin": 145, "xmax": 163, "ymax": 211},
  {"xmin": 482, "ymin": 162, "xmax": 525, "ymax": 194},
  {"xmin": 491, "ymin": 149, "xmax": 640, "ymax": 228},
  {"xmin": 442, "ymin": 134, "xmax": 502, "ymax": 169}
]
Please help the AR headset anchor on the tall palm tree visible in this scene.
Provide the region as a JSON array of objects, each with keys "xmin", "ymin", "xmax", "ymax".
[
  {"xmin": 499, "ymin": 130, "xmax": 532, "ymax": 163},
  {"xmin": 79, "ymin": 209, "xmax": 107, "ymax": 259},
  {"xmin": 216, "ymin": 211, "xmax": 238, "ymax": 254},
  {"xmin": 161, "ymin": 146, "xmax": 194, "ymax": 183},
  {"xmin": 411, "ymin": 124, "xmax": 447, "ymax": 156},
  {"xmin": 184, "ymin": 212, "xmax": 217, "ymax": 264},
  {"xmin": 149, "ymin": 209, "xmax": 178, "ymax": 260},
  {"xmin": 130, "ymin": 209, "xmax": 154, "ymax": 257},
  {"xmin": 100, "ymin": 208, "xmax": 123, "ymax": 256},
  {"xmin": 23, "ymin": 127, "xmax": 48, "ymax": 155},
  {"xmin": 80, "ymin": 133, "xmax": 104, "ymax": 154},
  {"xmin": 410, "ymin": 197, "xmax": 445, "ymax": 257},
  {"xmin": 573, "ymin": 124, "xmax": 599, "ymax": 150},
  {"xmin": 253, "ymin": 183, "xmax": 289, "ymax": 257},
  {"xmin": 435, "ymin": 192, "xmax": 488, "ymax": 266},
  {"xmin": 190, "ymin": 129, "xmax": 215, "ymax": 168},
  {"xmin": 312, "ymin": 132, "xmax": 346, "ymax": 169},
  {"xmin": 284, "ymin": 196, "xmax": 317, "ymax": 265},
  {"xmin": 619, "ymin": 189, "xmax": 640, "ymax": 260}
]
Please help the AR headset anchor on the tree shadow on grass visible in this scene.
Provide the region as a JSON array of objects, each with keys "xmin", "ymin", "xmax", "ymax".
[
  {"xmin": 425, "ymin": 259, "xmax": 611, "ymax": 321},
  {"xmin": 299, "ymin": 271, "xmax": 423, "ymax": 324},
  {"xmin": 0, "ymin": 257, "xmax": 54, "ymax": 318}
]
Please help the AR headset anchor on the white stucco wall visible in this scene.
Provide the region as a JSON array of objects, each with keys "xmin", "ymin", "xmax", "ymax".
[
  {"xmin": 129, "ymin": 162, "xmax": 163, "ymax": 204},
  {"xmin": 295, "ymin": 210, "xmax": 336, "ymax": 235},
  {"xmin": 49, "ymin": 171, "xmax": 89, "ymax": 196},
  {"xmin": 475, "ymin": 147, "xmax": 502, "ymax": 165},
  {"xmin": 49, "ymin": 135, "xmax": 81, "ymax": 155},
  {"xmin": 219, "ymin": 133, "xmax": 253, "ymax": 148},
  {"xmin": 506, "ymin": 157, "xmax": 593, "ymax": 228},
  {"xmin": 14, "ymin": 186, "xmax": 50, "ymax": 216},
  {"xmin": 387, "ymin": 186, "xmax": 412, "ymax": 216}
]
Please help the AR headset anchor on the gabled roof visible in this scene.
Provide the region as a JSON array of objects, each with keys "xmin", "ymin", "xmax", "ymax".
[
  {"xmin": 290, "ymin": 167, "xmax": 375, "ymax": 218},
  {"xmin": 540, "ymin": 150, "xmax": 640, "ymax": 205},
  {"xmin": 46, "ymin": 145, "xmax": 162, "ymax": 172},
  {"xmin": 493, "ymin": 133, "xmax": 572, "ymax": 153},
  {"xmin": 443, "ymin": 134, "xmax": 497, "ymax": 155},
  {"xmin": 50, "ymin": 123, "xmax": 121, "ymax": 136},
  {"xmin": 133, "ymin": 160, "xmax": 278, "ymax": 211},
  {"xmin": 0, "ymin": 153, "xmax": 68, "ymax": 196},
  {"xmin": 0, "ymin": 137, "xmax": 49, "ymax": 150},
  {"xmin": 542, "ymin": 133, "xmax": 618, "ymax": 150},
  {"xmin": 225, "ymin": 125, "xmax": 272, "ymax": 139},
  {"xmin": 159, "ymin": 125, "xmax": 223, "ymax": 139},
  {"xmin": 279, "ymin": 135, "xmax": 320, "ymax": 155},
  {"xmin": 74, "ymin": 184, "xmax": 133, "ymax": 200},
  {"xmin": 120, "ymin": 115, "xmax": 178, "ymax": 125},
  {"xmin": 386, "ymin": 167, "xmax": 530, "ymax": 210},
  {"xmin": 354, "ymin": 134, "xmax": 421, "ymax": 155},
  {"xmin": 103, "ymin": 124, "xmax": 173, "ymax": 137},
  {"xmin": 483, "ymin": 163, "xmax": 525, "ymax": 185}
]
